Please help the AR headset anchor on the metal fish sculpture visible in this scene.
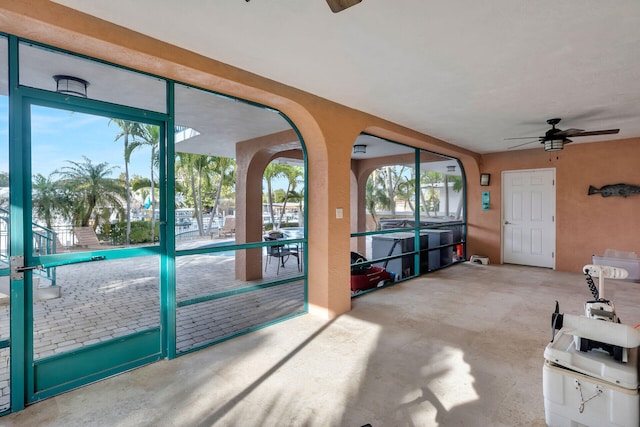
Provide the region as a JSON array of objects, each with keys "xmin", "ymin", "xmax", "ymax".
[{"xmin": 588, "ymin": 183, "xmax": 640, "ymax": 198}]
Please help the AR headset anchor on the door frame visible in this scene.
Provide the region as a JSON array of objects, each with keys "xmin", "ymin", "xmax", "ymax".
[
  {"xmin": 9, "ymin": 79, "xmax": 171, "ymax": 407},
  {"xmin": 500, "ymin": 168, "xmax": 556, "ymax": 269}
]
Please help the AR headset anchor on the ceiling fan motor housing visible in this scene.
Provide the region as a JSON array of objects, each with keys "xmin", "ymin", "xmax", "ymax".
[{"xmin": 326, "ymin": 0, "xmax": 363, "ymax": 13}]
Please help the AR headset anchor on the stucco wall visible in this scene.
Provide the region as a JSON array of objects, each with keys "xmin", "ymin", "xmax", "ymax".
[
  {"xmin": 471, "ymin": 138, "xmax": 640, "ymax": 273},
  {"xmin": 0, "ymin": 1, "xmax": 480, "ymax": 318},
  {"xmin": 5, "ymin": 1, "xmax": 635, "ymax": 318}
]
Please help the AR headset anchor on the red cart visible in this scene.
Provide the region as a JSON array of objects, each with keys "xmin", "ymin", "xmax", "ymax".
[{"xmin": 350, "ymin": 252, "xmax": 395, "ymax": 294}]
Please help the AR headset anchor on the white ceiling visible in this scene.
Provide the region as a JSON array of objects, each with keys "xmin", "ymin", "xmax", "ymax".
[{"xmin": 53, "ymin": 0, "xmax": 640, "ymax": 154}]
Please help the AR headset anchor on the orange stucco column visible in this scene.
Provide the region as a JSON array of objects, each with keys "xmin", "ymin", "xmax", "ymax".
[
  {"xmin": 234, "ymin": 148, "xmax": 268, "ymax": 281},
  {"xmin": 349, "ymin": 162, "xmax": 369, "ymax": 255},
  {"xmin": 302, "ymin": 119, "xmax": 366, "ymax": 319},
  {"xmin": 235, "ymin": 130, "xmax": 302, "ymax": 281}
]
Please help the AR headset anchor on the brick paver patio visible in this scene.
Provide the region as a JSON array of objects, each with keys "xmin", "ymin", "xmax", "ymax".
[{"xmin": 0, "ymin": 237, "xmax": 305, "ymax": 412}]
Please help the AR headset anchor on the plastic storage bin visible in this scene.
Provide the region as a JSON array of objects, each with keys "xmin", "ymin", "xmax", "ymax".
[
  {"xmin": 593, "ymin": 249, "xmax": 640, "ymax": 282},
  {"xmin": 543, "ymin": 331, "xmax": 639, "ymax": 427}
]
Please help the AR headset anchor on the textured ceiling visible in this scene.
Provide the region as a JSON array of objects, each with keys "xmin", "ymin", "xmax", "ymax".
[{"xmin": 53, "ymin": 0, "xmax": 640, "ymax": 154}]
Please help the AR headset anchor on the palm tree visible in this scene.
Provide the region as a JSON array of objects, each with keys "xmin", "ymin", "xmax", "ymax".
[
  {"xmin": 111, "ymin": 119, "xmax": 145, "ymax": 245},
  {"xmin": 206, "ymin": 156, "xmax": 235, "ymax": 232},
  {"xmin": 0, "ymin": 171, "xmax": 8, "ymax": 210},
  {"xmin": 130, "ymin": 124, "xmax": 160, "ymax": 241},
  {"xmin": 448, "ymin": 175, "xmax": 464, "ymax": 219},
  {"xmin": 368, "ymin": 166, "xmax": 413, "ymax": 214},
  {"xmin": 55, "ymin": 156, "xmax": 125, "ymax": 229},
  {"xmin": 420, "ymin": 171, "xmax": 442, "ymax": 217},
  {"xmin": 286, "ymin": 188, "xmax": 305, "ymax": 224},
  {"xmin": 368, "ymin": 165, "xmax": 412, "ymax": 218},
  {"xmin": 366, "ymin": 169, "xmax": 392, "ymax": 229},
  {"xmin": 395, "ymin": 169, "xmax": 416, "ymax": 214},
  {"xmin": 175, "ymin": 153, "xmax": 213, "ymax": 236},
  {"xmin": 32, "ymin": 173, "xmax": 71, "ymax": 229},
  {"xmin": 277, "ymin": 165, "xmax": 303, "ymax": 228},
  {"xmin": 263, "ymin": 163, "xmax": 287, "ymax": 228}
]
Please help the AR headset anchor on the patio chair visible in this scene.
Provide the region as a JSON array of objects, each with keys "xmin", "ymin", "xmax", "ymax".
[
  {"xmin": 72, "ymin": 227, "xmax": 110, "ymax": 249},
  {"xmin": 264, "ymin": 232, "xmax": 300, "ymax": 275},
  {"xmin": 218, "ymin": 217, "xmax": 236, "ymax": 238},
  {"xmin": 55, "ymin": 237, "xmax": 67, "ymax": 253}
]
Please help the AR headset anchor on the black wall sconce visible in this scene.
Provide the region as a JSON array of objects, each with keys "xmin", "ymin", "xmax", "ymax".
[
  {"xmin": 480, "ymin": 173, "xmax": 491, "ymax": 186},
  {"xmin": 53, "ymin": 75, "xmax": 89, "ymax": 98},
  {"xmin": 353, "ymin": 144, "xmax": 367, "ymax": 154}
]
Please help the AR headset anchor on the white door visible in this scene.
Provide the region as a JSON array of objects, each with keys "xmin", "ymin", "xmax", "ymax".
[{"xmin": 502, "ymin": 169, "xmax": 555, "ymax": 268}]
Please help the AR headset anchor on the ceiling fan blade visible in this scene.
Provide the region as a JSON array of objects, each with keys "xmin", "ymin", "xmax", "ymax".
[
  {"xmin": 326, "ymin": 0, "xmax": 362, "ymax": 13},
  {"xmin": 509, "ymin": 140, "xmax": 538, "ymax": 149},
  {"xmin": 556, "ymin": 128, "xmax": 584, "ymax": 137},
  {"xmin": 570, "ymin": 129, "xmax": 620, "ymax": 137},
  {"xmin": 504, "ymin": 136, "xmax": 540, "ymax": 140}
]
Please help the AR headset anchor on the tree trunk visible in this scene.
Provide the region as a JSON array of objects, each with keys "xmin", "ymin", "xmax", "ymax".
[
  {"xmin": 196, "ymin": 168, "xmax": 204, "ymax": 236},
  {"xmin": 420, "ymin": 189, "xmax": 431, "ymax": 217},
  {"xmin": 278, "ymin": 183, "xmax": 292, "ymax": 227},
  {"xmin": 189, "ymin": 173, "xmax": 199, "ymax": 234},
  {"xmin": 444, "ymin": 175, "xmax": 450, "ymax": 217},
  {"xmin": 267, "ymin": 180, "xmax": 276, "ymax": 229},
  {"xmin": 150, "ymin": 157, "xmax": 156, "ymax": 243},
  {"xmin": 386, "ymin": 167, "xmax": 396, "ymax": 216},
  {"xmin": 207, "ymin": 178, "xmax": 223, "ymax": 233},
  {"xmin": 124, "ymin": 134, "xmax": 131, "ymax": 246}
]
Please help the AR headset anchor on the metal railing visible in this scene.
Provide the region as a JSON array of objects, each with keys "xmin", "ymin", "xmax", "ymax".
[
  {"xmin": 0, "ymin": 207, "xmax": 7, "ymax": 270},
  {"xmin": 0, "ymin": 207, "xmax": 58, "ymax": 285},
  {"xmin": 32, "ymin": 224, "xmax": 58, "ymax": 286}
]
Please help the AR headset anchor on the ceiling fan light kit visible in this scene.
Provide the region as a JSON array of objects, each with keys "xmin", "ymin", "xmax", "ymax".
[{"xmin": 544, "ymin": 140, "xmax": 565, "ymax": 152}]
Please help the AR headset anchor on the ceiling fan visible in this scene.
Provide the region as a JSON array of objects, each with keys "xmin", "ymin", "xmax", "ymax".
[
  {"xmin": 326, "ymin": 0, "xmax": 362, "ymax": 13},
  {"xmin": 506, "ymin": 118, "xmax": 620, "ymax": 152},
  {"xmin": 245, "ymin": 0, "xmax": 362, "ymax": 13}
]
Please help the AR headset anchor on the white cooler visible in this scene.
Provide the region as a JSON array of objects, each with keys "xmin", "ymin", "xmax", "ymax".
[{"xmin": 543, "ymin": 330, "xmax": 639, "ymax": 426}]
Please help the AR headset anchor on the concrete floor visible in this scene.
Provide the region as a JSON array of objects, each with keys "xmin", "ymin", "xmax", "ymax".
[
  {"xmin": 2, "ymin": 262, "xmax": 639, "ymax": 426},
  {"xmin": 0, "ymin": 244, "xmax": 305, "ymax": 410}
]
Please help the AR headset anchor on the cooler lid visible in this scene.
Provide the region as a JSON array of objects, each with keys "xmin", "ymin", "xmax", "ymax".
[{"xmin": 544, "ymin": 329, "xmax": 639, "ymax": 390}]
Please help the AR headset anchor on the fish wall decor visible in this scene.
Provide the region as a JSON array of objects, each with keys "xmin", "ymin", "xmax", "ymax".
[{"xmin": 588, "ymin": 183, "xmax": 640, "ymax": 198}]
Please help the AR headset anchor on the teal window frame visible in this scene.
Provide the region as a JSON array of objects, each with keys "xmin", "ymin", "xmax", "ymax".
[
  {"xmin": 2, "ymin": 32, "xmax": 308, "ymax": 414},
  {"xmin": 349, "ymin": 139, "xmax": 467, "ymax": 296}
]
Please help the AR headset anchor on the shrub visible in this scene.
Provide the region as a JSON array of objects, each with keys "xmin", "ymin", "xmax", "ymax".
[{"xmin": 108, "ymin": 221, "xmax": 160, "ymax": 245}]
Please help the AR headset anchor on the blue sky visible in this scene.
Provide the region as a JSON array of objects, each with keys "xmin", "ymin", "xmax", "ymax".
[
  {"xmin": 1, "ymin": 102, "xmax": 295, "ymax": 191},
  {"xmin": 30, "ymin": 105, "xmax": 153, "ymax": 179},
  {"xmin": 0, "ymin": 102, "xmax": 152, "ymax": 179}
]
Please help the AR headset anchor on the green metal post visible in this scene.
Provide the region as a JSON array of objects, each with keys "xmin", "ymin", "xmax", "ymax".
[
  {"xmin": 164, "ymin": 81, "xmax": 176, "ymax": 359},
  {"xmin": 8, "ymin": 35, "xmax": 25, "ymax": 412},
  {"xmin": 414, "ymin": 149, "xmax": 421, "ymax": 275}
]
